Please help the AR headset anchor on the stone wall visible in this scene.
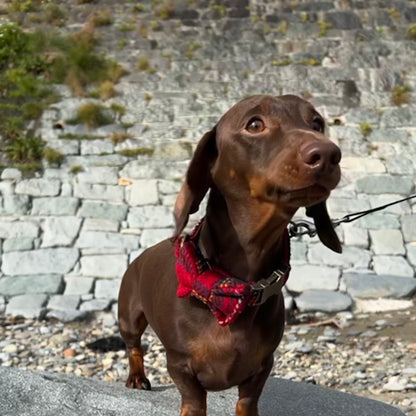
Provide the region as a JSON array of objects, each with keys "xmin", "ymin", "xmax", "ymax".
[{"xmin": 0, "ymin": 0, "xmax": 416, "ymax": 320}]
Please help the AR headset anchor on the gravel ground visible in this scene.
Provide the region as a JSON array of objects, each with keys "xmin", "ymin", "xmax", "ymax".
[{"xmin": 1, "ymin": 307, "xmax": 415, "ymax": 416}]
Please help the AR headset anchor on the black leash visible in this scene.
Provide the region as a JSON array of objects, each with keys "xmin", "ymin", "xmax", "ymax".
[{"xmin": 289, "ymin": 193, "xmax": 416, "ymax": 238}]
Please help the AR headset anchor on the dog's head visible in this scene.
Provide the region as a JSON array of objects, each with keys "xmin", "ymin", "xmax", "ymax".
[{"xmin": 174, "ymin": 95, "xmax": 342, "ymax": 253}]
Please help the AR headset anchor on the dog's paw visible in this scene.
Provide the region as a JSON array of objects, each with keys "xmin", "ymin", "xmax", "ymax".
[{"xmin": 126, "ymin": 375, "xmax": 151, "ymax": 390}]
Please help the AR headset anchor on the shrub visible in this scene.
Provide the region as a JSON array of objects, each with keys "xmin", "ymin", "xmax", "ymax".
[
  {"xmin": 359, "ymin": 123, "xmax": 372, "ymax": 138},
  {"xmin": 391, "ymin": 85, "xmax": 411, "ymax": 106},
  {"xmin": 43, "ymin": 147, "xmax": 64, "ymax": 165},
  {"xmin": 408, "ymin": 24, "xmax": 416, "ymax": 40},
  {"xmin": 6, "ymin": 136, "xmax": 44, "ymax": 164}
]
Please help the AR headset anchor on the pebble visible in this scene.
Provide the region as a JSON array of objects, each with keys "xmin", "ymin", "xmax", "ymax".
[{"xmin": 0, "ymin": 312, "xmax": 415, "ymax": 416}]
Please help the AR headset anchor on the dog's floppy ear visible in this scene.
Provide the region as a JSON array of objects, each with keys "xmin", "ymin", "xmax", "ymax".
[
  {"xmin": 173, "ymin": 127, "xmax": 217, "ymax": 238},
  {"xmin": 306, "ymin": 202, "xmax": 342, "ymax": 253}
]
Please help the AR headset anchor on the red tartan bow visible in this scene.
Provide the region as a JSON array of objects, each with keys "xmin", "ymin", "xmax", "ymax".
[{"xmin": 175, "ymin": 220, "xmax": 290, "ymax": 326}]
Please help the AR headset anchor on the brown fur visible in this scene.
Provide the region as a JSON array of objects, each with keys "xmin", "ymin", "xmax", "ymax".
[{"xmin": 118, "ymin": 95, "xmax": 342, "ymax": 415}]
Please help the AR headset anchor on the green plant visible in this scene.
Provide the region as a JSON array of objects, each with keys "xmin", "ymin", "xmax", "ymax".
[
  {"xmin": 296, "ymin": 58, "xmax": 320, "ymax": 66},
  {"xmin": 72, "ymin": 102, "xmax": 114, "ymax": 128},
  {"xmin": 88, "ymin": 9, "xmax": 113, "ymax": 27},
  {"xmin": 117, "ymin": 147, "xmax": 154, "ymax": 157},
  {"xmin": 137, "ymin": 56, "xmax": 156, "ymax": 73},
  {"xmin": 210, "ymin": 2, "xmax": 226, "ymax": 17},
  {"xmin": 391, "ymin": 85, "xmax": 411, "ymax": 106},
  {"xmin": 6, "ymin": 136, "xmax": 44, "ymax": 164},
  {"xmin": 317, "ymin": 20, "xmax": 332, "ymax": 37},
  {"xmin": 110, "ymin": 132, "xmax": 132, "ymax": 144},
  {"xmin": 408, "ymin": 24, "xmax": 416, "ymax": 40},
  {"xmin": 43, "ymin": 147, "xmax": 64, "ymax": 165},
  {"xmin": 7, "ymin": 0, "xmax": 38, "ymax": 12},
  {"xmin": 70, "ymin": 165, "xmax": 84, "ymax": 174},
  {"xmin": 99, "ymin": 80, "xmax": 116, "ymax": 100},
  {"xmin": 154, "ymin": 1, "xmax": 174, "ymax": 19},
  {"xmin": 185, "ymin": 42, "xmax": 202, "ymax": 59},
  {"xmin": 42, "ymin": 4, "xmax": 66, "ymax": 26},
  {"xmin": 271, "ymin": 58, "xmax": 292, "ymax": 66},
  {"xmin": 277, "ymin": 20, "xmax": 288, "ymax": 35},
  {"xmin": 359, "ymin": 122, "xmax": 373, "ymax": 138},
  {"xmin": 300, "ymin": 12, "xmax": 308, "ymax": 23},
  {"xmin": 133, "ymin": 3, "xmax": 145, "ymax": 12},
  {"xmin": 388, "ymin": 8, "xmax": 400, "ymax": 19}
]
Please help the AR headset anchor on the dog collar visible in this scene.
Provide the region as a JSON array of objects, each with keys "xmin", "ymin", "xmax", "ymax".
[{"xmin": 174, "ymin": 219, "xmax": 291, "ymax": 326}]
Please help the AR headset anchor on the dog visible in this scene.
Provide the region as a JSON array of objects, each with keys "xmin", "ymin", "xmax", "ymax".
[{"xmin": 118, "ymin": 94, "xmax": 342, "ymax": 416}]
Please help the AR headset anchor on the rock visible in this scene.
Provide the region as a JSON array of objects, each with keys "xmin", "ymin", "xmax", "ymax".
[
  {"xmin": 47, "ymin": 295, "xmax": 81, "ymax": 311},
  {"xmin": 0, "ymin": 368, "xmax": 405, "ymax": 416},
  {"xmin": 64, "ymin": 348, "xmax": 77, "ymax": 358},
  {"xmin": 2, "ymin": 237, "xmax": 34, "ymax": 252},
  {"xmin": 355, "ymin": 175, "xmax": 414, "ymax": 195},
  {"xmin": 344, "ymin": 274, "xmax": 416, "ymax": 299},
  {"xmin": 46, "ymin": 309, "xmax": 89, "ymax": 323},
  {"xmin": 76, "ymin": 167, "xmax": 119, "ymax": 185},
  {"xmin": 2, "ymin": 195, "xmax": 30, "ymax": 215},
  {"xmin": 74, "ymin": 183, "xmax": 124, "ymax": 202},
  {"xmin": 402, "ymin": 215, "xmax": 416, "ymax": 243},
  {"xmin": 325, "ymin": 11, "xmax": 362, "ymax": 30},
  {"xmin": 2, "ymin": 249, "xmax": 79, "ymax": 276},
  {"xmin": 83, "ymin": 218, "xmax": 119, "ymax": 232},
  {"xmin": 78, "ymin": 201, "xmax": 128, "ymax": 221},
  {"xmin": 31, "ymin": 197, "xmax": 79, "ymax": 216},
  {"xmin": 80, "ymin": 254, "xmax": 127, "ymax": 278},
  {"xmin": 373, "ymin": 256, "xmax": 414, "ymax": 277},
  {"xmin": 0, "ymin": 275, "xmax": 63, "ymax": 297},
  {"xmin": 127, "ymin": 205, "xmax": 173, "ymax": 228},
  {"xmin": 308, "ymin": 245, "xmax": 371, "ymax": 269},
  {"xmin": 5, "ymin": 294, "xmax": 48, "ymax": 319},
  {"xmin": 94, "ymin": 279, "xmax": 121, "ymax": 300},
  {"xmin": 1, "ymin": 168, "xmax": 22, "ymax": 180},
  {"xmin": 15, "ymin": 179, "xmax": 60, "ymax": 197},
  {"xmin": 383, "ymin": 376, "xmax": 408, "ymax": 392},
  {"xmin": 140, "ymin": 229, "xmax": 173, "ymax": 248},
  {"xmin": 79, "ymin": 299, "xmax": 111, "ymax": 312},
  {"xmin": 355, "ymin": 298, "xmax": 414, "ymax": 313},
  {"xmin": 295, "ymin": 290, "xmax": 352, "ymax": 313},
  {"xmin": 76, "ymin": 230, "xmax": 138, "ymax": 251},
  {"xmin": 64, "ymin": 276, "xmax": 95, "ymax": 296},
  {"xmin": 369, "ymin": 230, "xmax": 405, "ymax": 255},
  {"xmin": 286, "ymin": 265, "xmax": 340, "ymax": 293},
  {"xmin": 0, "ymin": 220, "xmax": 39, "ymax": 239},
  {"xmin": 41, "ymin": 217, "xmax": 83, "ymax": 248},
  {"xmin": 80, "ymin": 139, "xmax": 114, "ymax": 156},
  {"xmin": 126, "ymin": 180, "xmax": 159, "ymax": 206}
]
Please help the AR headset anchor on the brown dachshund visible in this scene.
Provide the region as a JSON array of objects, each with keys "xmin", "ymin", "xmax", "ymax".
[{"xmin": 118, "ymin": 95, "xmax": 342, "ymax": 416}]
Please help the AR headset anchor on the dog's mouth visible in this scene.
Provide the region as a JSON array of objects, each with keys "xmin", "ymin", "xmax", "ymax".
[{"xmin": 251, "ymin": 182, "xmax": 331, "ymax": 207}]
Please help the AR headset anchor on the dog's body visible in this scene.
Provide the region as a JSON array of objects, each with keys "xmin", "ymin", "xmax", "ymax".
[{"xmin": 118, "ymin": 95, "xmax": 342, "ymax": 416}]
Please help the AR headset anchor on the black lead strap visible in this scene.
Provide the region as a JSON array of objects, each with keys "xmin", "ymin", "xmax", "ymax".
[{"xmin": 289, "ymin": 193, "xmax": 416, "ymax": 239}]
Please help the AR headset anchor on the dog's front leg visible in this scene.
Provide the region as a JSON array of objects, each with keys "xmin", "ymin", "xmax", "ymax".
[
  {"xmin": 236, "ymin": 355, "xmax": 274, "ymax": 416},
  {"xmin": 167, "ymin": 351, "xmax": 207, "ymax": 416}
]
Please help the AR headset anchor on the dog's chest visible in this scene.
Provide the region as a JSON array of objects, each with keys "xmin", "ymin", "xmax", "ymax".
[{"xmin": 187, "ymin": 322, "xmax": 271, "ymax": 390}]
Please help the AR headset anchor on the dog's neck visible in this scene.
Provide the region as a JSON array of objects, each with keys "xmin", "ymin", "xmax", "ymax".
[{"xmin": 199, "ymin": 187, "xmax": 293, "ymax": 282}]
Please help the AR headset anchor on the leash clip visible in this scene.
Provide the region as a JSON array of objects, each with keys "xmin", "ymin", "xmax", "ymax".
[
  {"xmin": 288, "ymin": 220, "xmax": 317, "ymax": 238},
  {"xmin": 251, "ymin": 265, "xmax": 290, "ymax": 305}
]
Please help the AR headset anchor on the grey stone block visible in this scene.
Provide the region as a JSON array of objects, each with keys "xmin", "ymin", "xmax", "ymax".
[
  {"xmin": 0, "ymin": 220, "xmax": 39, "ymax": 239},
  {"xmin": 46, "ymin": 309, "xmax": 89, "ymax": 322},
  {"xmin": 31, "ymin": 197, "xmax": 79, "ymax": 216},
  {"xmin": 344, "ymin": 274, "xmax": 416, "ymax": 299},
  {"xmin": 76, "ymin": 230, "xmax": 138, "ymax": 250},
  {"xmin": 407, "ymin": 244, "xmax": 416, "ymax": 267},
  {"xmin": 15, "ymin": 179, "xmax": 60, "ymax": 197},
  {"xmin": 80, "ymin": 139, "xmax": 114, "ymax": 155},
  {"xmin": 140, "ymin": 229, "xmax": 174, "ymax": 248},
  {"xmin": 402, "ymin": 214, "xmax": 416, "ymax": 242},
  {"xmin": 356, "ymin": 175, "xmax": 414, "ymax": 195},
  {"xmin": 0, "ymin": 368, "xmax": 405, "ymax": 416},
  {"xmin": 94, "ymin": 279, "xmax": 121, "ymax": 300},
  {"xmin": 74, "ymin": 183, "xmax": 124, "ymax": 202},
  {"xmin": 0, "ymin": 275, "xmax": 63, "ymax": 297},
  {"xmin": 1, "ymin": 168, "xmax": 22, "ymax": 180},
  {"xmin": 325, "ymin": 11, "xmax": 362, "ymax": 30},
  {"xmin": 127, "ymin": 205, "xmax": 173, "ymax": 228},
  {"xmin": 290, "ymin": 241, "xmax": 307, "ymax": 262},
  {"xmin": 47, "ymin": 295, "xmax": 80, "ymax": 310},
  {"xmin": 380, "ymin": 107, "xmax": 416, "ymax": 128},
  {"xmin": 41, "ymin": 217, "xmax": 83, "ymax": 248},
  {"xmin": 342, "ymin": 225, "xmax": 369, "ymax": 248},
  {"xmin": 308, "ymin": 244, "xmax": 371, "ymax": 269},
  {"xmin": 76, "ymin": 167, "xmax": 119, "ymax": 185},
  {"xmin": 385, "ymin": 156, "xmax": 414, "ymax": 175},
  {"xmin": 358, "ymin": 213, "xmax": 400, "ymax": 230},
  {"xmin": 2, "ymin": 237, "xmax": 33, "ymax": 252},
  {"xmin": 295, "ymin": 290, "xmax": 352, "ymax": 313},
  {"xmin": 2, "ymin": 248, "xmax": 79, "ymax": 276},
  {"xmin": 64, "ymin": 276, "xmax": 95, "ymax": 296},
  {"xmin": 83, "ymin": 218, "xmax": 119, "ymax": 232},
  {"xmin": 79, "ymin": 201, "xmax": 128, "ymax": 221},
  {"xmin": 6, "ymin": 294, "xmax": 48, "ymax": 319},
  {"xmin": 80, "ymin": 254, "xmax": 127, "ymax": 279},
  {"xmin": 370, "ymin": 230, "xmax": 405, "ymax": 255},
  {"xmin": 373, "ymin": 256, "xmax": 414, "ymax": 277},
  {"xmin": 126, "ymin": 180, "xmax": 159, "ymax": 206},
  {"xmin": 2, "ymin": 195, "xmax": 30, "ymax": 215},
  {"xmin": 286, "ymin": 265, "xmax": 340, "ymax": 293},
  {"xmin": 79, "ymin": 298, "xmax": 111, "ymax": 312}
]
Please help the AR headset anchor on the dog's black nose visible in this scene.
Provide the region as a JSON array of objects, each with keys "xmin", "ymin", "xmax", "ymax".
[{"xmin": 300, "ymin": 141, "xmax": 341, "ymax": 175}]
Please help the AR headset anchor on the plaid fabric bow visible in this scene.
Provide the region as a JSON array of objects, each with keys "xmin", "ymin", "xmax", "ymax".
[{"xmin": 175, "ymin": 220, "xmax": 290, "ymax": 326}]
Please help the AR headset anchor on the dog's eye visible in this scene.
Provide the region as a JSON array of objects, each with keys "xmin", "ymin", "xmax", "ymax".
[
  {"xmin": 311, "ymin": 116, "xmax": 324, "ymax": 132},
  {"xmin": 246, "ymin": 118, "xmax": 265, "ymax": 133}
]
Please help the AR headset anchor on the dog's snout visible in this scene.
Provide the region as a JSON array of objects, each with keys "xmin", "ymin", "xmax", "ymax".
[{"xmin": 300, "ymin": 141, "xmax": 341, "ymax": 174}]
